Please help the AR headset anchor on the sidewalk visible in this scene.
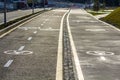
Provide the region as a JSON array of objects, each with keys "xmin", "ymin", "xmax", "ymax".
[{"xmin": 0, "ymin": 8, "xmax": 43, "ymax": 25}]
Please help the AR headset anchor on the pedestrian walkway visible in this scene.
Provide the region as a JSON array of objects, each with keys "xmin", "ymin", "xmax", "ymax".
[
  {"xmin": 0, "ymin": 8, "xmax": 43, "ymax": 25},
  {"xmin": 68, "ymin": 8, "xmax": 120, "ymax": 80}
]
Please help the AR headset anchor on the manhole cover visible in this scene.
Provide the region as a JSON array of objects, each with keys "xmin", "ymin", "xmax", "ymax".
[
  {"xmin": 4, "ymin": 50, "xmax": 33, "ymax": 55},
  {"xmin": 86, "ymin": 51, "xmax": 114, "ymax": 56}
]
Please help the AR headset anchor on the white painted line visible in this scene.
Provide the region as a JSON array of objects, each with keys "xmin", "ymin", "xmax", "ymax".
[
  {"xmin": 25, "ymin": 28, "xmax": 28, "ymax": 30},
  {"xmin": 45, "ymin": 19, "xmax": 49, "ymax": 21},
  {"xmin": 49, "ymin": 27, "xmax": 52, "ymax": 29},
  {"xmin": 100, "ymin": 56, "xmax": 106, "ymax": 61},
  {"xmin": 27, "ymin": 37, "xmax": 32, "ymax": 41},
  {"xmin": 67, "ymin": 10, "xmax": 84, "ymax": 80},
  {"xmin": 38, "ymin": 27, "xmax": 41, "ymax": 29},
  {"xmin": 4, "ymin": 60, "xmax": 13, "ymax": 67},
  {"xmin": 72, "ymin": 20, "xmax": 81, "ymax": 22},
  {"xmin": 39, "ymin": 28, "xmax": 59, "ymax": 31},
  {"xmin": 33, "ymin": 31, "xmax": 37, "ymax": 34},
  {"xmin": 85, "ymin": 29, "xmax": 106, "ymax": 32},
  {"xmin": 41, "ymin": 24, "xmax": 44, "ymax": 26},
  {"xmin": 18, "ymin": 46, "xmax": 25, "ymax": 51},
  {"xmin": 56, "ymin": 10, "xmax": 69, "ymax": 80}
]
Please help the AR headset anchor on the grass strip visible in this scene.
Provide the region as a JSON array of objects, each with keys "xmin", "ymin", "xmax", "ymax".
[{"xmin": 101, "ymin": 7, "xmax": 120, "ymax": 29}]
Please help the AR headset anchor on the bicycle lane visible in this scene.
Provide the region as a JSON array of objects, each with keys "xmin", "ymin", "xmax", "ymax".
[
  {"xmin": 68, "ymin": 8, "xmax": 120, "ymax": 80},
  {"xmin": 0, "ymin": 9, "xmax": 68, "ymax": 80}
]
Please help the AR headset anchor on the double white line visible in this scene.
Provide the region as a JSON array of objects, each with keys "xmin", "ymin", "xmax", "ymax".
[
  {"xmin": 56, "ymin": 10, "xmax": 69, "ymax": 80},
  {"xmin": 67, "ymin": 10, "xmax": 84, "ymax": 80},
  {"xmin": 56, "ymin": 9, "xmax": 84, "ymax": 80}
]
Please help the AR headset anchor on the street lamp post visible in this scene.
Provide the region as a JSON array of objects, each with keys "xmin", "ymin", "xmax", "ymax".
[{"xmin": 4, "ymin": 0, "xmax": 7, "ymax": 27}]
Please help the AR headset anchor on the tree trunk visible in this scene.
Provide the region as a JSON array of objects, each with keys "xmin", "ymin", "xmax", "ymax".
[{"xmin": 93, "ymin": 0, "xmax": 99, "ymax": 11}]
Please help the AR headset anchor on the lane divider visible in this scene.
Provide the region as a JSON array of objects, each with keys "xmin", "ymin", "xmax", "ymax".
[
  {"xmin": 41, "ymin": 24, "xmax": 44, "ymax": 26},
  {"xmin": 67, "ymin": 10, "xmax": 84, "ymax": 80},
  {"xmin": 56, "ymin": 10, "xmax": 69, "ymax": 80},
  {"xmin": 27, "ymin": 37, "xmax": 32, "ymax": 41},
  {"xmin": 4, "ymin": 60, "xmax": 13, "ymax": 67}
]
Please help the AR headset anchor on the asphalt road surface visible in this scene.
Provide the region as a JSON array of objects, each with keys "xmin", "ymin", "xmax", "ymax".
[
  {"xmin": 0, "ymin": 8, "xmax": 68, "ymax": 80},
  {"xmin": 0, "ymin": 8, "xmax": 42, "ymax": 24},
  {"xmin": 68, "ymin": 8, "xmax": 120, "ymax": 80},
  {"xmin": 1, "ymin": 7, "xmax": 120, "ymax": 80}
]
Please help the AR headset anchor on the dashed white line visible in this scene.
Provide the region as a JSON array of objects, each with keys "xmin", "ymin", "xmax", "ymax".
[
  {"xmin": 49, "ymin": 27, "xmax": 52, "ymax": 29},
  {"xmin": 67, "ymin": 10, "xmax": 84, "ymax": 80},
  {"xmin": 100, "ymin": 56, "xmax": 106, "ymax": 61},
  {"xmin": 25, "ymin": 28, "xmax": 28, "ymax": 30},
  {"xmin": 45, "ymin": 19, "xmax": 49, "ymax": 21},
  {"xmin": 41, "ymin": 24, "xmax": 44, "ymax": 26},
  {"xmin": 85, "ymin": 29, "xmax": 106, "ymax": 32},
  {"xmin": 4, "ymin": 60, "xmax": 13, "ymax": 67},
  {"xmin": 33, "ymin": 31, "xmax": 37, "ymax": 34},
  {"xmin": 27, "ymin": 37, "xmax": 32, "ymax": 41},
  {"xmin": 18, "ymin": 46, "xmax": 25, "ymax": 51},
  {"xmin": 43, "ymin": 21, "xmax": 46, "ymax": 24},
  {"xmin": 38, "ymin": 27, "xmax": 41, "ymax": 29}
]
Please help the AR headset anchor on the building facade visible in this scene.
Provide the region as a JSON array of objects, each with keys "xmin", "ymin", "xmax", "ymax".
[
  {"xmin": 13, "ymin": 0, "xmax": 27, "ymax": 9},
  {"xmin": 0, "ymin": 0, "xmax": 45, "ymax": 9}
]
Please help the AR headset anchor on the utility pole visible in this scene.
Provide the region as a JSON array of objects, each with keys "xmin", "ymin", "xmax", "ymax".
[
  {"xmin": 32, "ymin": 0, "xmax": 34, "ymax": 14},
  {"xmin": 43, "ymin": 0, "xmax": 45, "ymax": 10},
  {"xmin": 93, "ymin": 0, "xmax": 99, "ymax": 11},
  {"xmin": 103, "ymin": 0, "xmax": 106, "ymax": 9},
  {"xmin": 4, "ymin": 0, "xmax": 7, "ymax": 27}
]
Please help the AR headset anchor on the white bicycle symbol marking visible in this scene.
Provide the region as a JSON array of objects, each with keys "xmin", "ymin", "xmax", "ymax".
[
  {"xmin": 4, "ymin": 50, "xmax": 33, "ymax": 55},
  {"xmin": 86, "ymin": 51, "xmax": 114, "ymax": 56}
]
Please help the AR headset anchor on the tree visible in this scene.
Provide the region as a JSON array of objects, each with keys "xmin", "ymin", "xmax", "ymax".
[{"xmin": 93, "ymin": 0, "xmax": 99, "ymax": 11}]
